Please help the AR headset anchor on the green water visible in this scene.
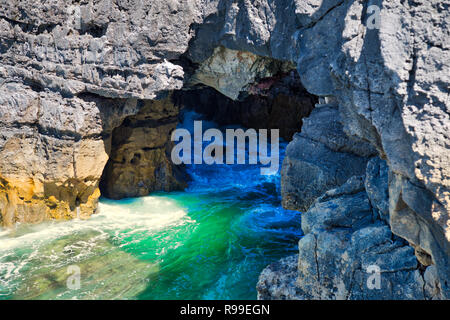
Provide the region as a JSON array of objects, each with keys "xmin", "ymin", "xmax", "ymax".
[{"xmin": 0, "ymin": 115, "xmax": 302, "ymax": 300}]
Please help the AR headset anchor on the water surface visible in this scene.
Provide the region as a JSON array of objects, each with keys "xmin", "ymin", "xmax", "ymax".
[{"xmin": 0, "ymin": 112, "xmax": 302, "ymax": 300}]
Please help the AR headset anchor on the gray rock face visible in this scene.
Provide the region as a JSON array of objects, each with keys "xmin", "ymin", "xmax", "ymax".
[
  {"xmin": 177, "ymin": 70, "xmax": 317, "ymax": 140},
  {"xmin": 0, "ymin": 0, "xmax": 448, "ymax": 298},
  {"xmin": 0, "ymin": 0, "xmax": 201, "ymax": 224},
  {"xmin": 244, "ymin": 0, "xmax": 450, "ymax": 297},
  {"xmin": 0, "ymin": 0, "xmax": 195, "ymax": 99},
  {"xmin": 281, "ymin": 104, "xmax": 375, "ymax": 212},
  {"xmin": 301, "ymin": 175, "xmax": 373, "ymax": 234},
  {"xmin": 256, "ymin": 255, "xmax": 302, "ymax": 300},
  {"xmin": 0, "ymin": 80, "xmax": 139, "ymax": 224},
  {"xmin": 260, "ymin": 159, "xmax": 444, "ymax": 299}
]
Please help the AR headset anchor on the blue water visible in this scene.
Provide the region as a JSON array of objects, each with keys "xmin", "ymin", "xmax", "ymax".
[{"xmin": 0, "ymin": 111, "xmax": 302, "ymax": 300}]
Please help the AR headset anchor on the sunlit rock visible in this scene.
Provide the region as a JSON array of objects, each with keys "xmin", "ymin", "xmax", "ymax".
[{"xmin": 190, "ymin": 46, "xmax": 294, "ymax": 100}]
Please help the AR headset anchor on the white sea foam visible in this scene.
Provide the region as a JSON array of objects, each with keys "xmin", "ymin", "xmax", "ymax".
[{"xmin": 0, "ymin": 196, "xmax": 192, "ymax": 257}]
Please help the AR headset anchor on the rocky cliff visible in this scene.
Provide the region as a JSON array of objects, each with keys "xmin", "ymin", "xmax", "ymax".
[
  {"xmin": 99, "ymin": 95, "xmax": 188, "ymax": 199},
  {"xmin": 175, "ymin": 69, "xmax": 317, "ymax": 140},
  {"xmin": 0, "ymin": 0, "xmax": 448, "ymax": 299}
]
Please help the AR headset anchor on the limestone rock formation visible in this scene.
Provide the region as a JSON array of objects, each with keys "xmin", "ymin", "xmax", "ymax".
[
  {"xmin": 190, "ymin": 46, "xmax": 295, "ymax": 100},
  {"xmin": 13, "ymin": 229, "xmax": 159, "ymax": 299},
  {"xmin": 100, "ymin": 96, "xmax": 188, "ymax": 199},
  {"xmin": 0, "ymin": 0, "xmax": 193, "ymax": 100},
  {"xmin": 365, "ymin": 156, "xmax": 390, "ymax": 223},
  {"xmin": 0, "ymin": 0, "xmax": 448, "ymax": 299},
  {"xmin": 330, "ymin": 1, "xmax": 450, "ymax": 295},
  {"xmin": 281, "ymin": 104, "xmax": 376, "ymax": 211},
  {"xmin": 176, "ymin": 70, "xmax": 317, "ymax": 140},
  {"xmin": 257, "ymin": 254, "xmax": 301, "ymax": 300},
  {"xmin": 0, "ymin": 81, "xmax": 139, "ymax": 225}
]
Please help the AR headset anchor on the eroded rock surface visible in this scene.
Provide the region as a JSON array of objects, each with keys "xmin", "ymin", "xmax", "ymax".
[
  {"xmin": 177, "ymin": 70, "xmax": 317, "ymax": 140},
  {"xmin": 330, "ymin": 1, "xmax": 450, "ymax": 295},
  {"xmin": 260, "ymin": 158, "xmax": 444, "ymax": 300},
  {"xmin": 100, "ymin": 96, "xmax": 188, "ymax": 199},
  {"xmin": 0, "ymin": 0, "xmax": 449, "ymax": 298},
  {"xmin": 0, "ymin": 0, "xmax": 197, "ymax": 224},
  {"xmin": 0, "ymin": 0, "xmax": 193, "ymax": 99},
  {"xmin": 257, "ymin": 255, "xmax": 301, "ymax": 300},
  {"xmin": 0, "ymin": 81, "xmax": 139, "ymax": 225},
  {"xmin": 189, "ymin": 46, "xmax": 295, "ymax": 100}
]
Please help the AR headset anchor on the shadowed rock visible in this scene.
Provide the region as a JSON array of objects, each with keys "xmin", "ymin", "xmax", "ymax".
[{"xmin": 281, "ymin": 104, "xmax": 375, "ymax": 212}]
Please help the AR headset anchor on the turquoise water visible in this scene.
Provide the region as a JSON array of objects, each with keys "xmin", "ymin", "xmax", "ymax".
[{"xmin": 0, "ymin": 113, "xmax": 302, "ymax": 300}]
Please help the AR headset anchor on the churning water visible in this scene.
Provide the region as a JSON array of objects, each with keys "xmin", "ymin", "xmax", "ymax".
[{"xmin": 0, "ymin": 111, "xmax": 302, "ymax": 300}]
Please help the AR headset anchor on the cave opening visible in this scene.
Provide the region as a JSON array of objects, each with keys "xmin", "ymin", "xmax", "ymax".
[
  {"xmin": 173, "ymin": 68, "xmax": 318, "ymax": 142},
  {"xmin": 98, "ymin": 67, "xmax": 318, "ymax": 201}
]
